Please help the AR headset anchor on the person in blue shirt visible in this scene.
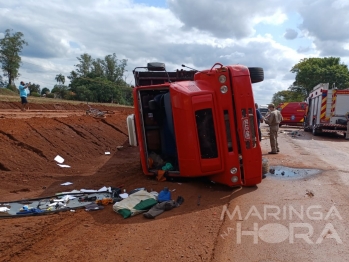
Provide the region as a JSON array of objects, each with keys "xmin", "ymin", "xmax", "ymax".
[
  {"xmin": 255, "ymin": 103, "xmax": 263, "ymax": 142},
  {"xmin": 18, "ymin": 81, "xmax": 29, "ymax": 111}
]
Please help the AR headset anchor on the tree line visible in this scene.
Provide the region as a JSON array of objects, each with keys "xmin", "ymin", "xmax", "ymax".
[
  {"xmin": 49, "ymin": 53, "xmax": 133, "ymax": 105},
  {"xmin": 271, "ymin": 57, "xmax": 349, "ymax": 105},
  {"xmin": 0, "ymin": 29, "xmax": 133, "ymax": 105},
  {"xmin": 1, "ymin": 29, "xmax": 349, "ymax": 106}
]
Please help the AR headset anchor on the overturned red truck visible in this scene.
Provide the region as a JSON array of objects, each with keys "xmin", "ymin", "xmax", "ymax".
[{"xmin": 127, "ymin": 62, "xmax": 264, "ymax": 187}]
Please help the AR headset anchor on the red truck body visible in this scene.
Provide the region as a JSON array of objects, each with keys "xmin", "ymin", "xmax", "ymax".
[
  {"xmin": 129, "ymin": 62, "xmax": 264, "ymax": 187},
  {"xmin": 277, "ymin": 102, "xmax": 307, "ymax": 126}
]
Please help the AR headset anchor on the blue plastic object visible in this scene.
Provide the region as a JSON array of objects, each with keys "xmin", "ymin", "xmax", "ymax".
[{"xmin": 158, "ymin": 187, "xmax": 171, "ymax": 202}]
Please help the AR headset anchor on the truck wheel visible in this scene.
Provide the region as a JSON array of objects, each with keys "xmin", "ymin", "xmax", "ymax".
[
  {"xmin": 248, "ymin": 67, "xmax": 264, "ymax": 83},
  {"xmin": 312, "ymin": 125, "xmax": 319, "ymax": 136}
]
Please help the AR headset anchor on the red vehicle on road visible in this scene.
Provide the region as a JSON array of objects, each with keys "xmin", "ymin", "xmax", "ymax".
[
  {"xmin": 127, "ymin": 62, "xmax": 264, "ymax": 187},
  {"xmin": 277, "ymin": 102, "xmax": 307, "ymax": 127}
]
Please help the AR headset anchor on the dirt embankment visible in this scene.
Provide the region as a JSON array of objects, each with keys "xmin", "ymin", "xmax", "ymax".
[
  {"xmin": 0, "ymin": 101, "xmax": 236, "ymax": 262},
  {"xmin": 0, "ymin": 101, "xmax": 134, "ymax": 199}
]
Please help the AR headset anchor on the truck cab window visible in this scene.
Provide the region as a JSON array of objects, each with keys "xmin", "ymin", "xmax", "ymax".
[{"xmin": 195, "ymin": 109, "xmax": 218, "ymax": 159}]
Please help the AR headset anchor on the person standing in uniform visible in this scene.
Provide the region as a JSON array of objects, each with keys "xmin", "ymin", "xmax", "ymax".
[
  {"xmin": 264, "ymin": 103, "xmax": 283, "ymax": 154},
  {"xmin": 255, "ymin": 103, "xmax": 263, "ymax": 141},
  {"xmin": 18, "ymin": 81, "xmax": 29, "ymax": 111}
]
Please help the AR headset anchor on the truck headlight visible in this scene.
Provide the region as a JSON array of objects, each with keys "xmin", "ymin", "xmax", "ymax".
[
  {"xmin": 220, "ymin": 85, "xmax": 228, "ymax": 94},
  {"xmin": 231, "ymin": 176, "xmax": 238, "ymax": 183},
  {"xmin": 219, "ymin": 75, "xmax": 226, "ymax": 83},
  {"xmin": 230, "ymin": 167, "xmax": 238, "ymax": 174}
]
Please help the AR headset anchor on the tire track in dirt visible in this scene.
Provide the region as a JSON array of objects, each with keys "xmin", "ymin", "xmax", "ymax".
[
  {"xmin": 101, "ymin": 119, "xmax": 128, "ymax": 136},
  {"xmin": 0, "ymin": 130, "xmax": 48, "ymax": 160},
  {"xmin": 54, "ymin": 118, "xmax": 113, "ymax": 148},
  {"xmin": 0, "ymin": 162, "xmax": 10, "ymax": 171},
  {"xmin": 26, "ymin": 122, "xmax": 56, "ymax": 148},
  {"xmin": 54, "ymin": 119, "xmax": 88, "ymax": 139}
]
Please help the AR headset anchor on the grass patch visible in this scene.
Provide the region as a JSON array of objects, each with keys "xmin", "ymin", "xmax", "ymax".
[
  {"xmin": 0, "ymin": 93, "xmax": 133, "ymax": 108},
  {"xmin": 0, "ymin": 88, "xmax": 18, "ymax": 96}
]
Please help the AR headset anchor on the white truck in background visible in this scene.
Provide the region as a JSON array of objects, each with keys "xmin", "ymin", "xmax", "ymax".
[
  {"xmin": 259, "ymin": 105, "xmax": 269, "ymax": 117},
  {"xmin": 304, "ymin": 83, "xmax": 349, "ymax": 137}
]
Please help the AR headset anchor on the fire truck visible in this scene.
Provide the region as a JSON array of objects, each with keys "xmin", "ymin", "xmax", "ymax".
[
  {"xmin": 127, "ymin": 62, "xmax": 264, "ymax": 187},
  {"xmin": 277, "ymin": 102, "xmax": 308, "ymax": 127},
  {"xmin": 304, "ymin": 83, "xmax": 349, "ymax": 136}
]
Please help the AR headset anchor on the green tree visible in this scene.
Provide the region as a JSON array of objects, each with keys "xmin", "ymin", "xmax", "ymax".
[
  {"xmin": 41, "ymin": 87, "xmax": 50, "ymax": 95},
  {"xmin": 75, "ymin": 53, "xmax": 93, "ymax": 77},
  {"xmin": 7, "ymin": 84, "xmax": 18, "ymax": 93},
  {"xmin": 102, "ymin": 53, "xmax": 127, "ymax": 83},
  {"xmin": 271, "ymin": 90, "xmax": 304, "ymax": 106},
  {"xmin": 0, "ymin": 75, "xmax": 8, "ymax": 87},
  {"xmin": 28, "ymin": 83, "xmax": 40, "ymax": 95},
  {"xmin": 290, "ymin": 57, "xmax": 349, "ymax": 97},
  {"xmin": 51, "ymin": 84, "xmax": 68, "ymax": 99},
  {"xmin": 55, "ymin": 74, "xmax": 65, "ymax": 85},
  {"xmin": 68, "ymin": 53, "xmax": 131, "ymax": 104},
  {"xmin": 0, "ymin": 29, "xmax": 28, "ymax": 86},
  {"xmin": 91, "ymin": 58, "xmax": 104, "ymax": 78}
]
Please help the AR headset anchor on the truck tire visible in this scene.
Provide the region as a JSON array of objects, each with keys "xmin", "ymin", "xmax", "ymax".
[
  {"xmin": 248, "ymin": 67, "xmax": 264, "ymax": 83},
  {"xmin": 312, "ymin": 125, "xmax": 320, "ymax": 136}
]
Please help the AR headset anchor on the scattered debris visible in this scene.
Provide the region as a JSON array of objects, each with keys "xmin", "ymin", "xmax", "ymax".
[
  {"xmin": 54, "ymin": 156, "xmax": 70, "ymax": 168},
  {"xmin": 85, "ymin": 104, "xmax": 114, "ymax": 119},
  {"xmin": 306, "ymin": 190, "xmax": 314, "ymax": 197},
  {"xmin": 116, "ymin": 146, "xmax": 123, "ymax": 150},
  {"xmin": 57, "ymin": 164, "xmax": 71, "ymax": 168},
  {"xmin": 61, "ymin": 182, "xmax": 73, "ymax": 186},
  {"xmin": 269, "ymin": 168, "xmax": 275, "ymax": 174},
  {"xmin": 105, "ymin": 152, "xmax": 111, "ymax": 155},
  {"xmin": 290, "ymin": 131, "xmax": 302, "ymax": 138},
  {"xmin": 119, "ymin": 193, "xmax": 129, "ymax": 199},
  {"xmin": 0, "ymin": 207, "xmax": 10, "ymax": 212},
  {"xmin": 54, "ymin": 155, "xmax": 64, "ymax": 164}
]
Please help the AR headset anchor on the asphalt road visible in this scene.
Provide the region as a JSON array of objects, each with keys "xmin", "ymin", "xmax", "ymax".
[{"xmin": 213, "ymin": 126, "xmax": 349, "ymax": 261}]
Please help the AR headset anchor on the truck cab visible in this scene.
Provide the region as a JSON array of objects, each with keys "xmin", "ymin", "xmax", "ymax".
[{"xmin": 128, "ymin": 62, "xmax": 264, "ymax": 187}]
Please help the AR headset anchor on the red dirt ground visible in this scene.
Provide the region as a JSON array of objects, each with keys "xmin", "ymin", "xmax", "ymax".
[{"xmin": 0, "ymin": 101, "xmax": 246, "ymax": 262}]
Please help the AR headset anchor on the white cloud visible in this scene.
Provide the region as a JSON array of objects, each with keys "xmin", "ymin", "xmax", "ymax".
[{"xmin": 0, "ymin": 0, "xmax": 347, "ymax": 105}]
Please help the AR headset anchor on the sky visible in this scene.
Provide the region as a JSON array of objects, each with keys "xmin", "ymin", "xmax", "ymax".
[{"xmin": 1, "ymin": 0, "xmax": 349, "ymax": 105}]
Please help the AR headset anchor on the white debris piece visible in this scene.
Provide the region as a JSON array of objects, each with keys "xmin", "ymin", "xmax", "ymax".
[
  {"xmin": 61, "ymin": 182, "xmax": 73, "ymax": 186},
  {"xmin": 57, "ymin": 164, "xmax": 71, "ymax": 168},
  {"xmin": 0, "ymin": 207, "xmax": 10, "ymax": 212},
  {"xmin": 54, "ymin": 155, "xmax": 65, "ymax": 164}
]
